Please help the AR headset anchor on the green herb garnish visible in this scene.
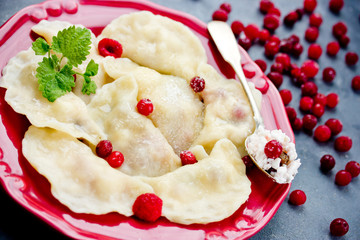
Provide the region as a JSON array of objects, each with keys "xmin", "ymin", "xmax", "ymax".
[{"xmin": 32, "ymin": 26, "xmax": 98, "ymax": 102}]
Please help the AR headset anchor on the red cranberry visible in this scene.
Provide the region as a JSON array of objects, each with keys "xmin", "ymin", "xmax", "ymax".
[
  {"xmin": 279, "ymin": 40, "xmax": 293, "ymax": 54},
  {"xmin": 284, "ymin": 11, "xmax": 299, "ymax": 27},
  {"xmin": 345, "ymin": 52, "xmax": 359, "ymax": 66},
  {"xmin": 259, "ymin": 0, "xmax": 274, "ymax": 14},
  {"xmin": 180, "ymin": 150, "xmax": 198, "ymax": 165},
  {"xmin": 264, "ymin": 40, "xmax": 280, "ymax": 58},
  {"xmin": 291, "ymin": 69, "xmax": 308, "ymax": 86},
  {"xmin": 345, "ymin": 161, "xmax": 360, "ymax": 178},
  {"xmin": 288, "ymin": 189, "xmax": 306, "ymax": 205},
  {"xmin": 238, "ymin": 37, "xmax": 252, "ymax": 51},
  {"xmin": 326, "ymin": 93, "xmax": 339, "ymax": 108},
  {"xmin": 301, "ymin": 60, "xmax": 319, "ymax": 78},
  {"xmin": 98, "ymin": 38, "xmax": 123, "ymax": 58},
  {"xmin": 244, "ymin": 24, "xmax": 260, "ymax": 42},
  {"xmin": 264, "ymin": 140, "xmax": 283, "ymax": 159},
  {"xmin": 329, "ymin": 0, "xmax": 344, "ymax": 13},
  {"xmin": 309, "ymin": 13, "xmax": 322, "ymax": 28},
  {"xmin": 314, "ymin": 125, "xmax": 331, "ymax": 142},
  {"xmin": 335, "ymin": 170, "xmax": 352, "ymax": 186},
  {"xmin": 326, "ymin": 41, "xmax": 340, "ymax": 56},
  {"xmin": 267, "ymin": 72, "xmax": 283, "ymax": 88},
  {"xmin": 231, "ymin": 20, "xmax": 244, "ymax": 36},
  {"xmin": 212, "ymin": 9, "xmax": 228, "ymax": 21},
  {"xmin": 288, "ymin": 34, "xmax": 300, "ymax": 45},
  {"xmin": 322, "ymin": 67, "xmax": 336, "ymax": 83},
  {"xmin": 268, "ymin": 7, "xmax": 281, "ymax": 17},
  {"xmin": 258, "ymin": 29, "xmax": 270, "ymax": 44},
  {"xmin": 325, "ymin": 118, "xmax": 343, "ymax": 136},
  {"xmin": 305, "ymin": 27, "xmax": 319, "ymax": 42},
  {"xmin": 308, "ymin": 44, "xmax": 322, "ymax": 60},
  {"xmin": 132, "ymin": 193, "xmax": 162, "ymax": 222},
  {"xmin": 314, "ymin": 93, "xmax": 327, "ymax": 106},
  {"xmin": 303, "ymin": 0, "xmax": 317, "ymax": 13},
  {"xmin": 137, "ymin": 99, "xmax": 154, "ymax": 116},
  {"xmin": 311, "ymin": 103, "xmax": 325, "ymax": 118},
  {"xmin": 271, "ymin": 62, "xmax": 284, "ymax": 73},
  {"xmin": 220, "ymin": 2, "xmax": 232, "ymax": 13},
  {"xmin": 292, "ymin": 118, "xmax": 303, "ymax": 131},
  {"xmin": 106, "ymin": 151, "xmax": 124, "ymax": 168},
  {"xmin": 332, "ymin": 22, "xmax": 347, "ymax": 39},
  {"xmin": 264, "ymin": 14, "xmax": 280, "ymax": 31},
  {"xmin": 96, "ymin": 140, "xmax": 113, "ymax": 158},
  {"xmin": 299, "ymin": 96, "xmax": 314, "ymax": 112},
  {"xmin": 291, "ymin": 43, "xmax": 303, "ymax": 57},
  {"xmin": 286, "ymin": 106, "xmax": 297, "ymax": 122},
  {"xmin": 255, "ymin": 59, "xmax": 267, "ymax": 72},
  {"xmin": 296, "ymin": 8, "xmax": 305, "ymax": 19},
  {"xmin": 269, "ymin": 35, "xmax": 281, "ymax": 44},
  {"xmin": 330, "ymin": 218, "xmax": 349, "ymax": 236},
  {"xmin": 351, "ymin": 76, "xmax": 360, "ymax": 91},
  {"xmin": 301, "ymin": 81, "xmax": 318, "ymax": 97},
  {"xmin": 302, "ymin": 114, "xmax": 317, "ymax": 131},
  {"xmin": 338, "ymin": 35, "xmax": 350, "ymax": 48},
  {"xmin": 320, "ymin": 154, "xmax": 336, "ymax": 172},
  {"xmin": 275, "ymin": 53, "xmax": 291, "ymax": 70},
  {"xmin": 334, "ymin": 136, "xmax": 352, "ymax": 152},
  {"xmin": 190, "ymin": 76, "xmax": 206, "ymax": 92},
  {"xmin": 279, "ymin": 89, "xmax": 292, "ymax": 105},
  {"xmin": 242, "ymin": 155, "xmax": 254, "ymax": 169}
]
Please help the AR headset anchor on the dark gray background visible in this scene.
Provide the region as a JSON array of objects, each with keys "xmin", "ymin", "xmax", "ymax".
[{"xmin": 0, "ymin": 0, "xmax": 359, "ymax": 239}]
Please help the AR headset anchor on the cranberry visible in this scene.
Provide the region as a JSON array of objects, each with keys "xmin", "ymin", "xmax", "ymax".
[
  {"xmin": 326, "ymin": 41, "xmax": 340, "ymax": 56},
  {"xmin": 268, "ymin": 7, "xmax": 281, "ymax": 17},
  {"xmin": 326, "ymin": 92, "xmax": 339, "ymax": 108},
  {"xmin": 335, "ymin": 170, "xmax": 352, "ymax": 186},
  {"xmin": 264, "ymin": 40, "xmax": 280, "ymax": 58},
  {"xmin": 351, "ymin": 76, "xmax": 360, "ymax": 91},
  {"xmin": 334, "ymin": 136, "xmax": 352, "ymax": 152},
  {"xmin": 291, "ymin": 43, "xmax": 303, "ymax": 57},
  {"xmin": 212, "ymin": 9, "xmax": 228, "ymax": 21},
  {"xmin": 279, "ymin": 89, "xmax": 292, "ymax": 105},
  {"xmin": 332, "ymin": 22, "xmax": 347, "ymax": 39},
  {"xmin": 302, "ymin": 114, "xmax": 317, "ymax": 131},
  {"xmin": 271, "ymin": 62, "xmax": 284, "ymax": 73},
  {"xmin": 180, "ymin": 150, "xmax": 197, "ymax": 165},
  {"xmin": 190, "ymin": 76, "xmax": 205, "ymax": 92},
  {"xmin": 132, "ymin": 193, "xmax": 162, "ymax": 222},
  {"xmin": 305, "ymin": 27, "xmax": 319, "ymax": 42},
  {"xmin": 345, "ymin": 52, "xmax": 359, "ymax": 66},
  {"xmin": 244, "ymin": 24, "xmax": 260, "ymax": 42},
  {"xmin": 258, "ymin": 29, "xmax": 270, "ymax": 44},
  {"xmin": 308, "ymin": 44, "xmax": 322, "ymax": 60},
  {"xmin": 267, "ymin": 72, "xmax": 283, "ymax": 88},
  {"xmin": 320, "ymin": 154, "xmax": 336, "ymax": 172},
  {"xmin": 314, "ymin": 125, "xmax": 331, "ymax": 142},
  {"xmin": 279, "ymin": 40, "xmax": 293, "ymax": 54},
  {"xmin": 299, "ymin": 96, "xmax": 314, "ymax": 112},
  {"xmin": 288, "ymin": 190, "xmax": 306, "ymax": 205},
  {"xmin": 329, "ymin": 0, "xmax": 344, "ymax": 13},
  {"xmin": 292, "ymin": 118, "xmax": 303, "ymax": 131},
  {"xmin": 301, "ymin": 81, "xmax": 318, "ymax": 97},
  {"xmin": 303, "ymin": 0, "xmax": 317, "ymax": 13},
  {"xmin": 255, "ymin": 59, "xmax": 267, "ymax": 72},
  {"xmin": 220, "ymin": 2, "xmax": 232, "ymax": 13},
  {"xmin": 106, "ymin": 151, "xmax": 124, "ymax": 168},
  {"xmin": 284, "ymin": 11, "xmax": 299, "ymax": 27},
  {"xmin": 314, "ymin": 93, "xmax": 327, "ymax": 106},
  {"xmin": 264, "ymin": 140, "xmax": 283, "ymax": 159},
  {"xmin": 242, "ymin": 155, "xmax": 254, "ymax": 169},
  {"xmin": 338, "ymin": 35, "xmax": 350, "ymax": 48},
  {"xmin": 137, "ymin": 98, "xmax": 154, "ymax": 116},
  {"xmin": 238, "ymin": 37, "xmax": 252, "ymax": 51},
  {"xmin": 259, "ymin": 0, "xmax": 274, "ymax": 14},
  {"xmin": 269, "ymin": 35, "xmax": 281, "ymax": 44},
  {"xmin": 296, "ymin": 8, "xmax": 305, "ymax": 20},
  {"xmin": 330, "ymin": 218, "xmax": 349, "ymax": 236},
  {"xmin": 345, "ymin": 161, "xmax": 360, "ymax": 178},
  {"xmin": 288, "ymin": 34, "xmax": 300, "ymax": 45},
  {"xmin": 98, "ymin": 38, "xmax": 123, "ymax": 58},
  {"xmin": 96, "ymin": 140, "xmax": 113, "ymax": 158},
  {"xmin": 231, "ymin": 20, "xmax": 244, "ymax": 36},
  {"xmin": 275, "ymin": 53, "xmax": 291, "ymax": 71},
  {"xmin": 311, "ymin": 103, "xmax": 325, "ymax": 118},
  {"xmin": 301, "ymin": 60, "xmax": 319, "ymax": 78},
  {"xmin": 264, "ymin": 14, "xmax": 280, "ymax": 31},
  {"xmin": 291, "ymin": 69, "xmax": 308, "ymax": 86},
  {"xmin": 309, "ymin": 13, "xmax": 322, "ymax": 28},
  {"xmin": 325, "ymin": 118, "xmax": 343, "ymax": 135},
  {"xmin": 322, "ymin": 67, "xmax": 336, "ymax": 83},
  {"xmin": 286, "ymin": 106, "xmax": 297, "ymax": 122}
]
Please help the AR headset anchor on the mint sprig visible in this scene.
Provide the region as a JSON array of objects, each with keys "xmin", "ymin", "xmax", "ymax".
[{"xmin": 32, "ymin": 26, "xmax": 98, "ymax": 102}]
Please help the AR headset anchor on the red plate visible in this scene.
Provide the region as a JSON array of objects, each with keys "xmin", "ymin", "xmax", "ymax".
[{"xmin": 0, "ymin": 0, "xmax": 294, "ymax": 239}]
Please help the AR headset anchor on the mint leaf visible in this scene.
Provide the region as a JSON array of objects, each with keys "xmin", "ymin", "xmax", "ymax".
[
  {"xmin": 84, "ymin": 59, "xmax": 98, "ymax": 77},
  {"xmin": 52, "ymin": 26, "xmax": 92, "ymax": 67},
  {"xmin": 32, "ymin": 38, "xmax": 50, "ymax": 55},
  {"xmin": 81, "ymin": 75, "xmax": 97, "ymax": 95}
]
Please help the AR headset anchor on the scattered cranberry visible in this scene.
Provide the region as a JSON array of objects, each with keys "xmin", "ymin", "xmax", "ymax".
[
  {"xmin": 291, "ymin": 43, "xmax": 303, "ymax": 57},
  {"xmin": 335, "ymin": 170, "xmax": 352, "ymax": 186},
  {"xmin": 322, "ymin": 67, "xmax": 336, "ymax": 83},
  {"xmin": 311, "ymin": 103, "xmax": 325, "ymax": 118},
  {"xmin": 296, "ymin": 8, "xmax": 305, "ymax": 19},
  {"xmin": 292, "ymin": 118, "xmax": 303, "ymax": 131},
  {"xmin": 302, "ymin": 114, "xmax": 317, "ymax": 131},
  {"xmin": 338, "ymin": 35, "xmax": 350, "ymax": 48},
  {"xmin": 270, "ymin": 62, "xmax": 284, "ymax": 73},
  {"xmin": 320, "ymin": 154, "xmax": 336, "ymax": 172},
  {"xmin": 244, "ymin": 24, "xmax": 260, "ymax": 42},
  {"xmin": 303, "ymin": 0, "xmax": 317, "ymax": 13},
  {"xmin": 291, "ymin": 69, "xmax": 308, "ymax": 86},
  {"xmin": 301, "ymin": 81, "xmax": 318, "ymax": 97},
  {"xmin": 264, "ymin": 140, "xmax": 283, "ymax": 159},
  {"xmin": 268, "ymin": 7, "xmax": 281, "ymax": 17},
  {"xmin": 279, "ymin": 89, "xmax": 292, "ymax": 105},
  {"xmin": 330, "ymin": 218, "xmax": 349, "ymax": 236},
  {"xmin": 96, "ymin": 140, "xmax": 113, "ymax": 158},
  {"xmin": 345, "ymin": 52, "xmax": 359, "ymax": 66},
  {"xmin": 258, "ymin": 29, "xmax": 270, "ymax": 44},
  {"xmin": 325, "ymin": 118, "xmax": 343, "ymax": 135},
  {"xmin": 137, "ymin": 98, "xmax": 154, "ymax": 116},
  {"xmin": 314, "ymin": 125, "xmax": 331, "ymax": 142},
  {"xmin": 301, "ymin": 60, "xmax": 319, "ymax": 78},
  {"xmin": 190, "ymin": 76, "xmax": 206, "ymax": 92},
  {"xmin": 326, "ymin": 92, "xmax": 339, "ymax": 108},
  {"xmin": 286, "ymin": 106, "xmax": 297, "ymax": 122},
  {"xmin": 98, "ymin": 38, "xmax": 123, "ymax": 58},
  {"xmin": 132, "ymin": 193, "xmax": 163, "ymax": 222},
  {"xmin": 308, "ymin": 44, "xmax": 322, "ymax": 60},
  {"xmin": 305, "ymin": 27, "xmax": 319, "ymax": 42},
  {"xmin": 334, "ymin": 136, "xmax": 352, "ymax": 152},
  {"xmin": 288, "ymin": 189, "xmax": 307, "ymax": 205},
  {"xmin": 309, "ymin": 13, "xmax": 322, "ymax": 28},
  {"xmin": 106, "ymin": 151, "xmax": 124, "ymax": 168},
  {"xmin": 288, "ymin": 34, "xmax": 300, "ymax": 45},
  {"xmin": 212, "ymin": 9, "xmax": 228, "ymax": 21},
  {"xmin": 299, "ymin": 96, "xmax": 314, "ymax": 112},
  {"xmin": 231, "ymin": 20, "xmax": 244, "ymax": 36},
  {"xmin": 326, "ymin": 41, "xmax": 340, "ymax": 56},
  {"xmin": 180, "ymin": 150, "xmax": 198, "ymax": 165},
  {"xmin": 220, "ymin": 2, "xmax": 232, "ymax": 13},
  {"xmin": 242, "ymin": 155, "xmax": 254, "ymax": 169},
  {"xmin": 269, "ymin": 35, "xmax": 281, "ymax": 44},
  {"xmin": 259, "ymin": 0, "xmax": 274, "ymax": 14},
  {"xmin": 332, "ymin": 22, "xmax": 347, "ymax": 39},
  {"xmin": 267, "ymin": 72, "xmax": 283, "ymax": 88},
  {"xmin": 314, "ymin": 93, "xmax": 327, "ymax": 106},
  {"xmin": 345, "ymin": 161, "xmax": 360, "ymax": 178},
  {"xmin": 329, "ymin": 0, "xmax": 344, "ymax": 13},
  {"xmin": 264, "ymin": 40, "xmax": 280, "ymax": 58},
  {"xmin": 255, "ymin": 59, "xmax": 267, "ymax": 72},
  {"xmin": 351, "ymin": 76, "xmax": 360, "ymax": 91},
  {"xmin": 238, "ymin": 36, "xmax": 252, "ymax": 50},
  {"xmin": 284, "ymin": 11, "xmax": 298, "ymax": 27},
  {"xmin": 275, "ymin": 53, "xmax": 291, "ymax": 71},
  {"xmin": 264, "ymin": 14, "xmax": 280, "ymax": 31},
  {"xmin": 279, "ymin": 40, "xmax": 293, "ymax": 54}
]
